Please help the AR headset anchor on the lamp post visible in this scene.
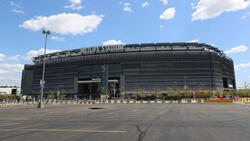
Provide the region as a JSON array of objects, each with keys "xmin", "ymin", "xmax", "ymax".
[
  {"xmin": 38, "ymin": 30, "xmax": 50, "ymax": 109},
  {"xmin": 184, "ymin": 76, "xmax": 188, "ymax": 100}
]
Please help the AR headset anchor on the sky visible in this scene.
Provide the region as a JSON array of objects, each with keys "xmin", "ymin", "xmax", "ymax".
[{"xmin": 0, "ymin": 0, "xmax": 250, "ymax": 87}]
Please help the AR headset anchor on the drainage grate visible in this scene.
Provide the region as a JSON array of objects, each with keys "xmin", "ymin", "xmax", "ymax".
[{"xmin": 88, "ymin": 107, "xmax": 104, "ymax": 110}]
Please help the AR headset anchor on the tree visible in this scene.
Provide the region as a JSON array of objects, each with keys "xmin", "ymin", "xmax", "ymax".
[
  {"xmin": 223, "ymin": 91, "xmax": 230, "ymax": 97},
  {"xmin": 136, "ymin": 88, "xmax": 144, "ymax": 100},
  {"xmin": 157, "ymin": 91, "xmax": 163, "ymax": 99},
  {"xmin": 204, "ymin": 90, "xmax": 212, "ymax": 98},
  {"xmin": 231, "ymin": 91, "xmax": 237, "ymax": 97},
  {"xmin": 0, "ymin": 94, "xmax": 5, "ymax": 99},
  {"xmin": 48, "ymin": 91, "xmax": 55, "ymax": 100},
  {"xmin": 195, "ymin": 90, "xmax": 201, "ymax": 99},
  {"xmin": 153, "ymin": 88, "xmax": 162, "ymax": 99},
  {"xmin": 167, "ymin": 88, "xmax": 174, "ymax": 99},
  {"xmin": 7, "ymin": 94, "xmax": 15, "ymax": 100},
  {"xmin": 187, "ymin": 90, "xmax": 193, "ymax": 99},
  {"xmin": 177, "ymin": 90, "xmax": 182, "ymax": 100},
  {"xmin": 247, "ymin": 90, "xmax": 250, "ymax": 97},
  {"xmin": 215, "ymin": 90, "xmax": 221, "ymax": 97},
  {"xmin": 243, "ymin": 81, "xmax": 249, "ymax": 96},
  {"xmin": 60, "ymin": 90, "xmax": 66, "ymax": 100}
]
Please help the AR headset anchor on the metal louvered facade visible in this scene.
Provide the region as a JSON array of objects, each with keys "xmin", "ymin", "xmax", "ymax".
[{"xmin": 21, "ymin": 42, "xmax": 236, "ymax": 96}]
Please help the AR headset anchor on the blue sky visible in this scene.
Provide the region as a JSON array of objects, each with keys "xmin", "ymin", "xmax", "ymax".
[{"xmin": 0, "ymin": 0, "xmax": 249, "ymax": 87}]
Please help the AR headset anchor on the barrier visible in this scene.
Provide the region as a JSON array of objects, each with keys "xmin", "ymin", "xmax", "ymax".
[
  {"xmin": 136, "ymin": 101, "xmax": 141, "ymax": 104},
  {"xmin": 157, "ymin": 101, "xmax": 162, "ymax": 104},
  {"xmin": 2, "ymin": 98, "xmax": 246, "ymax": 108},
  {"xmin": 191, "ymin": 99, "xmax": 197, "ymax": 103},
  {"xmin": 203, "ymin": 99, "xmax": 233, "ymax": 103},
  {"xmin": 150, "ymin": 101, "xmax": 155, "ymax": 104},
  {"xmin": 181, "ymin": 99, "xmax": 187, "ymax": 103}
]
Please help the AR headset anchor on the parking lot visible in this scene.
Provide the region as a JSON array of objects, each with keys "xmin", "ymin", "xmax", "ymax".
[{"xmin": 0, "ymin": 103, "xmax": 250, "ymax": 141}]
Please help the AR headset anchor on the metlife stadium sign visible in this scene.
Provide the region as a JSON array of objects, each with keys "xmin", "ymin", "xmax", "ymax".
[{"xmin": 81, "ymin": 45, "xmax": 124, "ymax": 54}]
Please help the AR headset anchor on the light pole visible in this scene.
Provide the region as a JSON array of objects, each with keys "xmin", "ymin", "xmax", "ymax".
[
  {"xmin": 184, "ymin": 76, "xmax": 188, "ymax": 100},
  {"xmin": 38, "ymin": 30, "xmax": 50, "ymax": 109},
  {"xmin": 113, "ymin": 82, "xmax": 116, "ymax": 99}
]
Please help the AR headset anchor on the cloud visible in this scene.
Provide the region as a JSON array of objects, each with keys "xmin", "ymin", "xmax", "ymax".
[
  {"xmin": 103, "ymin": 40, "xmax": 124, "ymax": 46},
  {"xmin": 0, "ymin": 53, "xmax": 5, "ymax": 62},
  {"xmin": 242, "ymin": 12, "xmax": 250, "ymax": 19},
  {"xmin": 160, "ymin": 8, "xmax": 175, "ymax": 20},
  {"xmin": 0, "ymin": 77, "xmax": 21, "ymax": 86},
  {"xmin": 51, "ymin": 36, "xmax": 64, "ymax": 42},
  {"xmin": 19, "ymin": 13, "xmax": 104, "ymax": 35},
  {"xmin": 10, "ymin": 1, "xmax": 21, "ymax": 8},
  {"xmin": 10, "ymin": 1, "xmax": 24, "ymax": 14},
  {"xmin": 24, "ymin": 48, "xmax": 60, "ymax": 61},
  {"xmin": 235, "ymin": 62, "xmax": 250, "ymax": 70},
  {"xmin": 0, "ymin": 54, "xmax": 20, "ymax": 62},
  {"xmin": 7, "ymin": 55, "xmax": 20, "ymax": 62},
  {"xmin": 225, "ymin": 45, "xmax": 248, "ymax": 54},
  {"xmin": 142, "ymin": 2, "xmax": 149, "ymax": 7},
  {"xmin": 0, "ymin": 64, "xmax": 24, "ymax": 74},
  {"xmin": 123, "ymin": 3, "xmax": 132, "ymax": 12},
  {"xmin": 64, "ymin": 0, "xmax": 82, "ymax": 10},
  {"xmin": 188, "ymin": 39, "xmax": 199, "ymax": 43},
  {"xmin": 192, "ymin": 0, "xmax": 250, "ymax": 21},
  {"xmin": 160, "ymin": 25, "xmax": 164, "ymax": 29},
  {"xmin": 160, "ymin": 0, "xmax": 168, "ymax": 5},
  {"xmin": 12, "ymin": 9, "xmax": 24, "ymax": 14}
]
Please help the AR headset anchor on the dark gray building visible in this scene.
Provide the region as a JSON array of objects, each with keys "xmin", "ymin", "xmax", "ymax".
[{"xmin": 21, "ymin": 42, "xmax": 236, "ymax": 98}]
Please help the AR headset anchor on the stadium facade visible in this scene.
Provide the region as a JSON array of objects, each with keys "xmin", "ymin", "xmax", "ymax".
[{"xmin": 21, "ymin": 42, "xmax": 236, "ymax": 98}]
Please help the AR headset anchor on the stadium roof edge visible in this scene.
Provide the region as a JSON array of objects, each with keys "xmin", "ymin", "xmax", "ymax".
[{"xmin": 32, "ymin": 42, "xmax": 232, "ymax": 63}]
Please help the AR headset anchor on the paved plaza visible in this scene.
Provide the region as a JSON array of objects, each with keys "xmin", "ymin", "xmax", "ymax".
[{"xmin": 0, "ymin": 103, "xmax": 250, "ymax": 141}]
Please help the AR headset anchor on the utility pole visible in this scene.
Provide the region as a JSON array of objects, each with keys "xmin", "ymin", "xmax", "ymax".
[{"xmin": 37, "ymin": 30, "xmax": 50, "ymax": 109}]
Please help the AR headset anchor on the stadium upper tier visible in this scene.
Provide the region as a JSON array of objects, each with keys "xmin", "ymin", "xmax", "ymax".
[{"xmin": 32, "ymin": 42, "xmax": 230, "ymax": 64}]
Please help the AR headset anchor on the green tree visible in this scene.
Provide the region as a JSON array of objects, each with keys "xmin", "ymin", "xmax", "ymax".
[
  {"xmin": 7, "ymin": 94, "xmax": 15, "ymax": 100},
  {"xmin": 231, "ymin": 91, "xmax": 237, "ymax": 97},
  {"xmin": 204, "ymin": 90, "xmax": 212, "ymax": 98},
  {"xmin": 177, "ymin": 90, "xmax": 182, "ymax": 100},
  {"xmin": 223, "ymin": 91, "xmax": 230, "ymax": 97},
  {"xmin": 0, "ymin": 94, "xmax": 5, "ymax": 99},
  {"xmin": 153, "ymin": 88, "xmax": 162, "ymax": 99},
  {"xmin": 136, "ymin": 88, "xmax": 144, "ymax": 100},
  {"xmin": 60, "ymin": 90, "xmax": 66, "ymax": 99},
  {"xmin": 187, "ymin": 90, "xmax": 193, "ymax": 99},
  {"xmin": 48, "ymin": 91, "xmax": 55, "ymax": 99},
  {"xmin": 167, "ymin": 88, "xmax": 174, "ymax": 99}
]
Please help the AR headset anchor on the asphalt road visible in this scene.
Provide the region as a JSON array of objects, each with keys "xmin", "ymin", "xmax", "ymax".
[{"xmin": 0, "ymin": 103, "xmax": 250, "ymax": 141}]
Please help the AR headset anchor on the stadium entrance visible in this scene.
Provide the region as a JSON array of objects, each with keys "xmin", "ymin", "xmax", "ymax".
[{"xmin": 77, "ymin": 79, "xmax": 119, "ymax": 99}]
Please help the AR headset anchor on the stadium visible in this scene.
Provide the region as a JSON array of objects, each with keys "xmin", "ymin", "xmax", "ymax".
[{"xmin": 21, "ymin": 42, "xmax": 236, "ymax": 98}]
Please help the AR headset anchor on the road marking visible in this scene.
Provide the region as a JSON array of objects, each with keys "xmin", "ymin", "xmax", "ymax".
[{"xmin": 0, "ymin": 128, "xmax": 127, "ymax": 133}]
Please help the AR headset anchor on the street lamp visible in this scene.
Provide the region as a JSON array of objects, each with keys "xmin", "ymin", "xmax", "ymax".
[
  {"xmin": 37, "ymin": 30, "xmax": 50, "ymax": 109},
  {"xmin": 184, "ymin": 76, "xmax": 188, "ymax": 100}
]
